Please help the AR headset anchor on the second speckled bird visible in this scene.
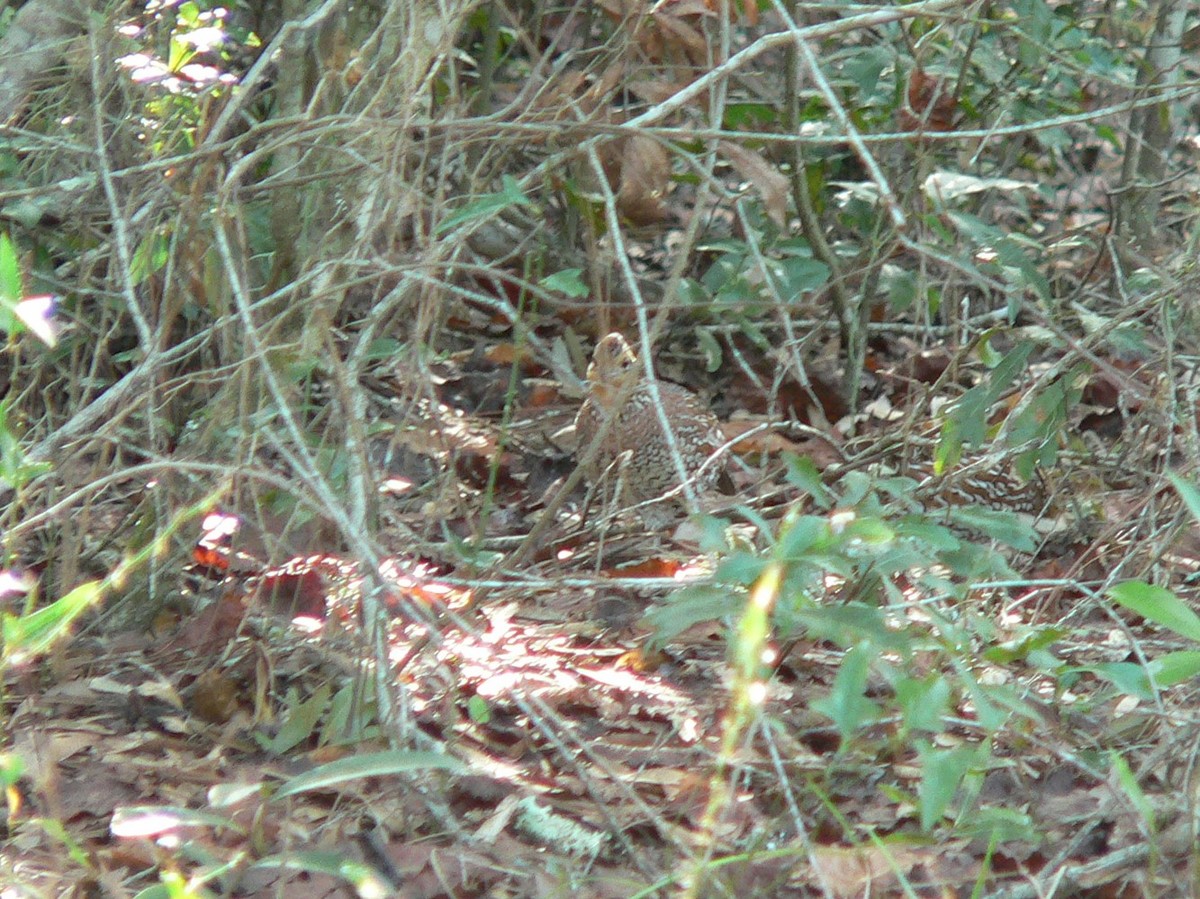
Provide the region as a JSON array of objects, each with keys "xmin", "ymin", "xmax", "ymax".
[{"xmin": 574, "ymin": 333, "xmax": 728, "ymax": 519}]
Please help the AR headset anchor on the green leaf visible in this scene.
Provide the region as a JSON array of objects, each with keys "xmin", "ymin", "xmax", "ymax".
[
  {"xmin": 841, "ymin": 516, "xmax": 895, "ymax": 546},
  {"xmin": 129, "ymin": 232, "xmax": 170, "ymax": 287},
  {"xmin": 1108, "ymin": 581, "xmax": 1200, "ymax": 643},
  {"xmin": 177, "ymin": 1, "xmax": 201, "ymax": 26},
  {"xmin": 944, "ymin": 506, "xmax": 1037, "ymax": 552},
  {"xmin": 895, "ymin": 516, "xmax": 960, "ymax": 551},
  {"xmin": 168, "ymin": 34, "xmax": 196, "ymax": 72},
  {"xmin": 0, "ymin": 752, "xmax": 25, "ymax": 787},
  {"xmin": 436, "ymin": 175, "xmax": 532, "ymax": 235},
  {"xmin": 952, "ymin": 805, "xmax": 1038, "ymax": 843},
  {"xmin": 952, "ymin": 663, "xmax": 1009, "ymax": 731},
  {"xmin": 319, "ymin": 683, "xmax": 364, "ymax": 746},
  {"xmin": 467, "ymin": 694, "xmax": 491, "ymax": 724},
  {"xmin": 784, "ymin": 455, "xmax": 834, "ymax": 509},
  {"xmin": 799, "ymin": 603, "xmax": 909, "ymax": 652},
  {"xmin": 696, "ymin": 328, "xmax": 723, "ymax": 372},
  {"xmin": 1088, "ymin": 661, "xmax": 1153, "ymax": 699},
  {"xmin": 778, "ymin": 515, "xmax": 830, "ymax": 559},
  {"xmin": 0, "ymin": 232, "xmax": 22, "ymax": 337},
  {"xmin": 885, "ymin": 267, "xmax": 917, "ymax": 313},
  {"xmin": 1110, "ymin": 752, "xmax": 1155, "ymax": 832},
  {"xmin": 1147, "ymin": 650, "xmax": 1200, "ymax": 687},
  {"xmin": 722, "ymin": 101, "xmax": 779, "ymax": 130},
  {"xmin": 983, "ymin": 626, "xmax": 1066, "ymax": 665},
  {"xmin": 713, "ymin": 552, "xmax": 769, "ymax": 587},
  {"xmin": 895, "ymin": 675, "xmax": 951, "ymax": 733},
  {"xmin": 647, "ymin": 585, "xmax": 743, "ymax": 643},
  {"xmin": 539, "ymin": 268, "xmax": 588, "ymax": 297},
  {"xmin": 942, "ymin": 343, "xmax": 1033, "ymax": 454},
  {"xmin": 779, "ymin": 256, "xmax": 830, "ymax": 296},
  {"xmin": 811, "ymin": 643, "xmax": 880, "ymax": 740},
  {"xmin": 251, "ymin": 851, "xmax": 391, "ymax": 895},
  {"xmin": 2, "ymin": 580, "xmax": 101, "ymax": 661},
  {"xmin": 262, "ymin": 683, "xmax": 331, "ymax": 754},
  {"xmin": 1168, "ymin": 473, "xmax": 1200, "ymax": 525},
  {"xmin": 917, "ymin": 742, "xmax": 984, "ymax": 831},
  {"xmin": 273, "ymin": 750, "xmax": 463, "ymax": 798},
  {"xmin": 0, "ymin": 233, "xmax": 20, "ymax": 302}
]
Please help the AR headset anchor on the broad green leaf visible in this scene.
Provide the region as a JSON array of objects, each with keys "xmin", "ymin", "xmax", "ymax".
[
  {"xmin": 0, "ymin": 233, "xmax": 20, "ymax": 302},
  {"xmin": 0, "ymin": 752, "xmax": 25, "ymax": 786},
  {"xmin": 779, "ymin": 256, "xmax": 830, "ymax": 296},
  {"xmin": 799, "ymin": 603, "xmax": 908, "ymax": 651},
  {"xmin": 952, "ymin": 663, "xmax": 1008, "ymax": 731},
  {"xmin": 841, "ymin": 516, "xmax": 895, "ymax": 546},
  {"xmin": 467, "ymin": 694, "xmax": 491, "ymax": 724},
  {"xmin": 129, "ymin": 232, "xmax": 170, "ymax": 287},
  {"xmin": 319, "ymin": 682, "xmax": 365, "ymax": 746},
  {"xmin": 942, "ymin": 343, "xmax": 1033, "ymax": 459},
  {"xmin": 895, "ymin": 675, "xmax": 951, "ymax": 733},
  {"xmin": 540, "ymin": 268, "xmax": 588, "ymax": 297},
  {"xmin": 1089, "ymin": 661, "xmax": 1152, "ymax": 699},
  {"xmin": 1108, "ymin": 581, "xmax": 1200, "ymax": 643},
  {"xmin": 273, "ymin": 750, "xmax": 462, "ymax": 798},
  {"xmin": 1147, "ymin": 650, "xmax": 1200, "ymax": 687},
  {"xmin": 917, "ymin": 742, "xmax": 984, "ymax": 831},
  {"xmin": 952, "ymin": 805, "xmax": 1038, "ymax": 843},
  {"xmin": 436, "ymin": 176, "xmax": 532, "ymax": 234},
  {"xmin": 944, "ymin": 506, "xmax": 1037, "ymax": 552},
  {"xmin": 262, "ymin": 683, "xmax": 331, "ymax": 754},
  {"xmin": 811, "ymin": 643, "xmax": 880, "ymax": 740},
  {"xmin": 0, "ymin": 232, "xmax": 22, "ymax": 336},
  {"xmin": 2, "ymin": 580, "xmax": 101, "ymax": 661},
  {"xmin": 696, "ymin": 328, "xmax": 722, "ymax": 372},
  {"xmin": 785, "ymin": 455, "xmax": 834, "ymax": 509},
  {"xmin": 645, "ymin": 584, "xmax": 743, "ymax": 642},
  {"xmin": 983, "ymin": 626, "xmax": 1066, "ymax": 665},
  {"xmin": 712, "ymin": 553, "xmax": 769, "ymax": 587},
  {"xmin": 779, "ymin": 515, "xmax": 829, "ymax": 558},
  {"xmin": 1168, "ymin": 473, "xmax": 1200, "ymax": 525},
  {"xmin": 1110, "ymin": 753, "xmax": 1154, "ymax": 832},
  {"xmin": 722, "ymin": 101, "xmax": 779, "ymax": 130}
]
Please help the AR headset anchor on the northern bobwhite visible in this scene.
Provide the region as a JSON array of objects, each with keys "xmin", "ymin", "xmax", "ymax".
[{"xmin": 574, "ymin": 333, "xmax": 728, "ymax": 520}]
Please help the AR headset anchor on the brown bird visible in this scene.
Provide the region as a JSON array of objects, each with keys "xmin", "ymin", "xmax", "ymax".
[{"xmin": 574, "ymin": 333, "xmax": 729, "ymax": 523}]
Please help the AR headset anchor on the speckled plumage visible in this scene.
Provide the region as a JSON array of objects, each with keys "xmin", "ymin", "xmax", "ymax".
[
  {"xmin": 913, "ymin": 461, "xmax": 1046, "ymax": 515},
  {"xmin": 574, "ymin": 333, "xmax": 726, "ymax": 515}
]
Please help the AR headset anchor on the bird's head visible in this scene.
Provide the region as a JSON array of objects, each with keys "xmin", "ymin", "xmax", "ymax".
[{"xmin": 586, "ymin": 332, "xmax": 641, "ymax": 405}]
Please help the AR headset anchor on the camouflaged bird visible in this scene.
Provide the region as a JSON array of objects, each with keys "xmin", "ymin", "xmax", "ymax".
[{"xmin": 574, "ymin": 333, "xmax": 729, "ymax": 523}]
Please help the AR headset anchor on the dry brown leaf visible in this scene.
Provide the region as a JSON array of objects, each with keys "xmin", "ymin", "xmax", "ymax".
[
  {"xmin": 626, "ymin": 78, "xmax": 689, "ymax": 106},
  {"xmin": 810, "ymin": 844, "xmax": 923, "ymax": 898},
  {"xmin": 720, "ymin": 141, "xmax": 790, "ymax": 227},
  {"xmin": 652, "ymin": 7, "xmax": 710, "ymax": 65},
  {"xmin": 585, "ymin": 60, "xmax": 630, "ymax": 109},
  {"xmin": 189, "ymin": 669, "xmax": 241, "ymax": 724}
]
